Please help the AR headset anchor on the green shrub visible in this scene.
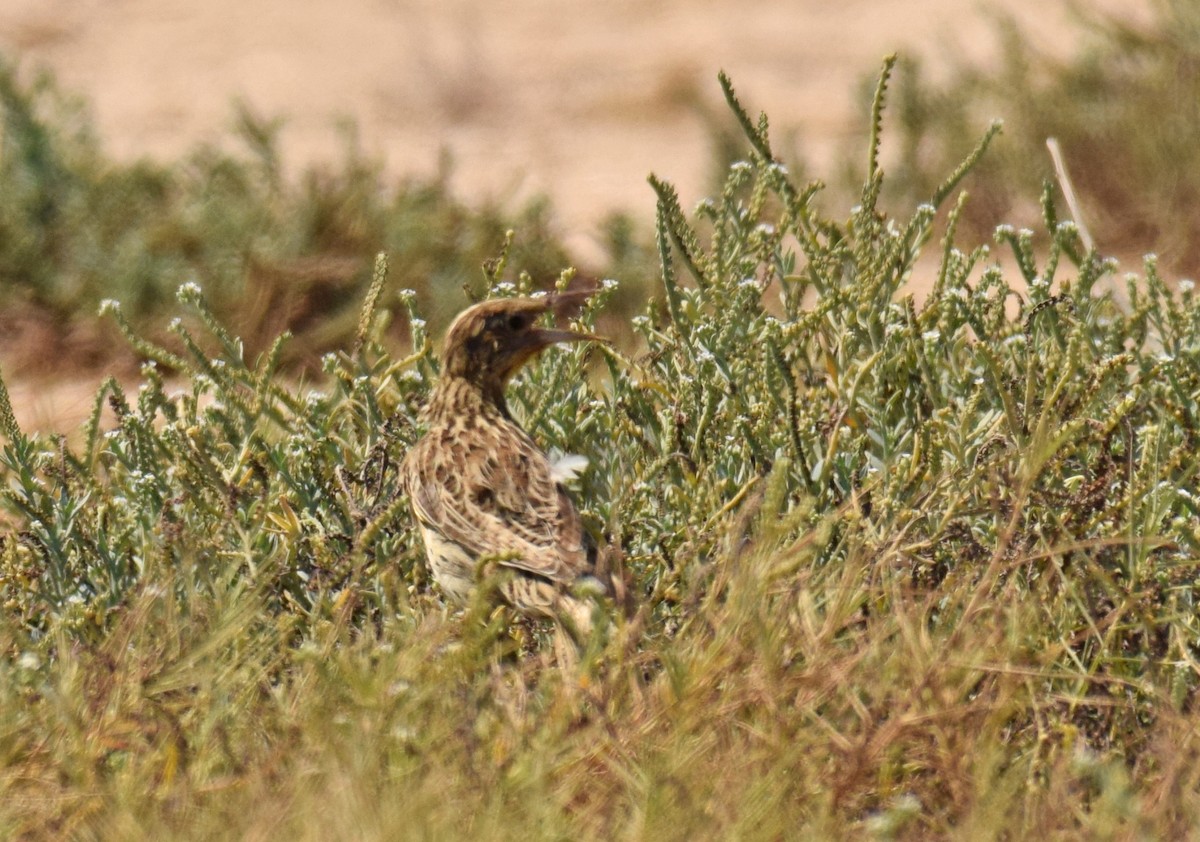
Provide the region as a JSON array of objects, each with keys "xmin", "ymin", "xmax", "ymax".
[
  {"xmin": 2, "ymin": 60, "xmax": 1200, "ymax": 837},
  {"xmin": 0, "ymin": 55, "xmax": 649, "ymax": 371},
  {"xmin": 866, "ymin": 0, "xmax": 1200, "ymax": 274}
]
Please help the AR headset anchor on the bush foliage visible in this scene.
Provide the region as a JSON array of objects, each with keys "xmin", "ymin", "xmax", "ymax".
[
  {"xmin": 872, "ymin": 0, "xmax": 1200, "ymax": 274},
  {"xmin": 2, "ymin": 55, "xmax": 1200, "ymax": 838},
  {"xmin": 0, "ymin": 55, "xmax": 618, "ymax": 371}
]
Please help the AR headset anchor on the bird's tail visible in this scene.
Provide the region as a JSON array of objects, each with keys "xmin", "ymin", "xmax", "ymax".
[{"xmin": 557, "ymin": 592, "xmax": 596, "ymax": 643}]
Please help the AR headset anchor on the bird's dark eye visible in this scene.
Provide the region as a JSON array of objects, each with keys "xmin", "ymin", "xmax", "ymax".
[{"xmin": 508, "ymin": 314, "xmax": 528, "ymax": 331}]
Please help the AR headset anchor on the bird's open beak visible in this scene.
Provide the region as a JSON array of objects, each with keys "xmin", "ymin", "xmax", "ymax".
[
  {"xmin": 500, "ymin": 326, "xmax": 604, "ymax": 381},
  {"xmin": 529, "ymin": 327, "xmax": 604, "ymax": 349},
  {"xmin": 501, "ymin": 328, "xmax": 604, "ymax": 383}
]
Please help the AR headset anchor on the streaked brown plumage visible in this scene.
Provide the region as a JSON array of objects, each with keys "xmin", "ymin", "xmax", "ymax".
[{"xmin": 401, "ymin": 292, "xmax": 605, "ymax": 637}]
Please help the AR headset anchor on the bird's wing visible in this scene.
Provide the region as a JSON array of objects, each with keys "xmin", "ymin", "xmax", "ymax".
[{"xmin": 404, "ymin": 430, "xmax": 590, "ymax": 585}]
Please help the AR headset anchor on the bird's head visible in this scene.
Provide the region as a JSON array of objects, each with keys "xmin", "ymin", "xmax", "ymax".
[{"xmin": 440, "ymin": 291, "xmax": 602, "ymax": 391}]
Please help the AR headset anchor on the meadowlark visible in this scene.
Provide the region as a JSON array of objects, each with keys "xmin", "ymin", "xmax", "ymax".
[{"xmin": 401, "ymin": 291, "xmax": 607, "ymax": 638}]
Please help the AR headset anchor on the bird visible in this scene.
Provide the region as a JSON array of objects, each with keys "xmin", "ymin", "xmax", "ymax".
[{"xmin": 400, "ymin": 290, "xmax": 608, "ymax": 640}]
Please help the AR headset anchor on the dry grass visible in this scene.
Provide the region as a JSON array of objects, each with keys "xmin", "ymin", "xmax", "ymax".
[{"xmin": 3, "ymin": 26, "xmax": 1200, "ymax": 840}]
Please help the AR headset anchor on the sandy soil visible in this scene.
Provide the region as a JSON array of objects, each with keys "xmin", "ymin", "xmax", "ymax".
[
  {"xmin": 0, "ymin": 0, "xmax": 1148, "ymax": 431},
  {"xmin": 0, "ymin": 0, "xmax": 1147, "ymax": 253}
]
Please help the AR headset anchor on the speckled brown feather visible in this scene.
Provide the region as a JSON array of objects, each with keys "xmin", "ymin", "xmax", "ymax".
[{"xmin": 400, "ymin": 293, "xmax": 604, "ymax": 634}]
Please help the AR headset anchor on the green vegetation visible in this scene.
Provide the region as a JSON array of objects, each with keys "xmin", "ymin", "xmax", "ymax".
[
  {"xmin": 873, "ymin": 0, "xmax": 1200, "ymax": 274},
  {"xmin": 0, "ymin": 56, "xmax": 644, "ymax": 372},
  {"xmin": 2, "ymin": 29, "xmax": 1200, "ymax": 842}
]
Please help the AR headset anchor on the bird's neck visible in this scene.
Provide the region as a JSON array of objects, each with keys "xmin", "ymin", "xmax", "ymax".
[{"xmin": 426, "ymin": 375, "xmax": 511, "ymax": 423}]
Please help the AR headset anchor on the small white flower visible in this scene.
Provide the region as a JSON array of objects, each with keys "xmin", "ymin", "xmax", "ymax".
[
  {"xmin": 98, "ymin": 299, "xmax": 121, "ymax": 315},
  {"xmin": 730, "ymin": 160, "xmax": 753, "ymax": 174},
  {"xmin": 922, "ymin": 329, "xmax": 941, "ymax": 342},
  {"xmin": 1180, "ymin": 279, "xmax": 1195, "ymax": 293},
  {"xmin": 756, "ymin": 223, "xmax": 776, "ymax": 236},
  {"xmin": 768, "ymin": 162, "xmax": 789, "ymax": 176},
  {"xmin": 549, "ymin": 453, "xmax": 589, "ymax": 483},
  {"xmin": 601, "ymin": 277, "xmax": 619, "ymax": 291}
]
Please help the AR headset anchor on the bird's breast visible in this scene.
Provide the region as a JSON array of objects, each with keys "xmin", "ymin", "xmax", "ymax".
[{"xmin": 418, "ymin": 523, "xmax": 477, "ymax": 604}]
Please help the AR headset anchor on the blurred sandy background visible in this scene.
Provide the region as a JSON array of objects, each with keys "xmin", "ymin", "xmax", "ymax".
[
  {"xmin": 0, "ymin": 0, "xmax": 1148, "ymax": 430},
  {"xmin": 0, "ymin": 0, "xmax": 1146, "ymax": 257}
]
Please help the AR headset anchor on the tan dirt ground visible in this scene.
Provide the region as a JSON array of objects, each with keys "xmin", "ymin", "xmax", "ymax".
[{"xmin": 0, "ymin": 0, "xmax": 1148, "ymax": 432}]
